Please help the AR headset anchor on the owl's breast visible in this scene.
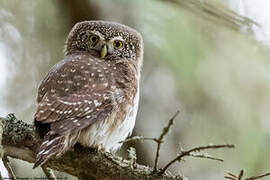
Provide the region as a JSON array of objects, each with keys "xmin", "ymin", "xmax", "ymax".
[
  {"xmin": 78, "ymin": 85, "xmax": 140, "ymax": 152},
  {"xmin": 75, "ymin": 58, "xmax": 140, "ymax": 151}
]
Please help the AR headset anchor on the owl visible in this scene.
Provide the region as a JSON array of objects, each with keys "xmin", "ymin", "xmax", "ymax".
[{"xmin": 33, "ymin": 21, "xmax": 143, "ymax": 168}]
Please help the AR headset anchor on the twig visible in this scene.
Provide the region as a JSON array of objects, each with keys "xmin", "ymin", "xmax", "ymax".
[
  {"xmin": 2, "ymin": 156, "xmax": 16, "ymax": 179},
  {"xmin": 154, "ymin": 111, "xmax": 180, "ymax": 171},
  {"xmin": 225, "ymin": 170, "xmax": 243, "ymax": 180},
  {"xmin": 0, "ymin": 119, "xmax": 5, "ymax": 179},
  {"xmin": 120, "ymin": 111, "xmax": 180, "ymax": 172},
  {"xmin": 246, "ymin": 172, "xmax": 270, "ymax": 180},
  {"xmin": 164, "ymin": 0, "xmax": 258, "ymax": 31},
  {"xmin": 161, "ymin": 144, "xmax": 235, "ymax": 173},
  {"xmin": 120, "ymin": 136, "xmax": 159, "ymax": 144},
  {"xmin": 189, "ymin": 152, "xmax": 224, "ymax": 162},
  {"xmin": 225, "ymin": 170, "xmax": 270, "ymax": 180},
  {"xmin": 0, "ymin": 118, "xmax": 16, "ymax": 179},
  {"xmin": 41, "ymin": 166, "xmax": 56, "ymax": 180},
  {"xmin": 239, "ymin": 170, "xmax": 244, "ymax": 180}
]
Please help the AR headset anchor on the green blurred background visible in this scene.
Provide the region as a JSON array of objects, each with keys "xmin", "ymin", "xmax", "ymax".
[{"xmin": 0, "ymin": 0, "xmax": 270, "ymax": 179}]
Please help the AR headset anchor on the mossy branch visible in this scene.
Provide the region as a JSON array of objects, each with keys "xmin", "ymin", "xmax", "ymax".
[{"xmin": 0, "ymin": 114, "xmax": 178, "ymax": 180}]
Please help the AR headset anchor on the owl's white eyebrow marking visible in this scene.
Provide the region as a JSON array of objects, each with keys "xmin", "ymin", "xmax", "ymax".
[
  {"xmin": 89, "ymin": 30, "xmax": 105, "ymax": 40},
  {"xmin": 110, "ymin": 36, "xmax": 124, "ymax": 42}
]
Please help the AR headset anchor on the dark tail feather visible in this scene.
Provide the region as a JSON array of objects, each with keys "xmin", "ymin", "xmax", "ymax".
[
  {"xmin": 33, "ymin": 155, "xmax": 47, "ymax": 169},
  {"xmin": 33, "ymin": 134, "xmax": 67, "ymax": 168},
  {"xmin": 33, "ymin": 130, "xmax": 80, "ymax": 168}
]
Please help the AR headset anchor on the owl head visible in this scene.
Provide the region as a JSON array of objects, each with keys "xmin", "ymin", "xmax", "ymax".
[{"xmin": 65, "ymin": 21, "xmax": 143, "ymax": 64}]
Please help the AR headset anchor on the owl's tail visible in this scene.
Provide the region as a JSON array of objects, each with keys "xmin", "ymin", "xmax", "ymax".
[
  {"xmin": 33, "ymin": 133, "xmax": 66, "ymax": 168},
  {"xmin": 33, "ymin": 130, "xmax": 80, "ymax": 168}
]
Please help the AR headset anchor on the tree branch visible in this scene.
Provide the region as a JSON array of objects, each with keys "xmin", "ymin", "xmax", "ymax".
[
  {"xmin": 161, "ymin": 144, "xmax": 235, "ymax": 174},
  {"xmin": 164, "ymin": 0, "xmax": 258, "ymax": 31},
  {"xmin": 154, "ymin": 111, "xmax": 179, "ymax": 171},
  {"xmin": 41, "ymin": 166, "xmax": 56, "ymax": 180},
  {"xmin": 0, "ymin": 114, "xmax": 177, "ymax": 180},
  {"xmin": 225, "ymin": 170, "xmax": 270, "ymax": 180},
  {"xmin": 3, "ymin": 156, "xmax": 16, "ymax": 179}
]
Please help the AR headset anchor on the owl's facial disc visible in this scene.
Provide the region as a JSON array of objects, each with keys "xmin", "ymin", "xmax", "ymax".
[{"xmin": 66, "ymin": 21, "xmax": 143, "ymax": 62}]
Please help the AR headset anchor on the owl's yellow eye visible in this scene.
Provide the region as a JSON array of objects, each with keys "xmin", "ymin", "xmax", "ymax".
[
  {"xmin": 113, "ymin": 40, "xmax": 123, "ymax": 49},
  {"xmin": 89, "ymin": 35, "xmax": 99, "ymax": 45}
]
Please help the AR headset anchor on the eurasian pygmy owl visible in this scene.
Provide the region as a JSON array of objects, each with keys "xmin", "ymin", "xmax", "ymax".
[{"xmin": 33, "ymin": 21, "xmax": 143, "ymax": 168}]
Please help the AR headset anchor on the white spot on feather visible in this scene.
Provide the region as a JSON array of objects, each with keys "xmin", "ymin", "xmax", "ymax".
[{"xmin": 93, "ymin": 100, "xmax": 101, "ymax": 107}]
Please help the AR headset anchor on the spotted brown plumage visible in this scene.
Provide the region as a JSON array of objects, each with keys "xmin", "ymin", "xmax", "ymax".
[{"xmin": 33, "ymin": 21, "xmax": 143, "ymax": 168}]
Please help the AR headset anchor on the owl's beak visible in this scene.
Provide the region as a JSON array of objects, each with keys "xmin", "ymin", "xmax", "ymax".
[{"xmin": 100, "ymin": 44, "xmax": 108, "ymax": 59}]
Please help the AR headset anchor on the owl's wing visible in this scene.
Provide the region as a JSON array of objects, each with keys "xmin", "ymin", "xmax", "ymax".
[
  {"xmin": 33, "ymin": 55, "xmax": 122, "ymax": 168},
  {"xmin": 35, "ymin": 91, "xmax": 115, "ymax": 133},
  {"xmin": 33, "ymin": 91, "xmax": 116, "ymax": 168}
]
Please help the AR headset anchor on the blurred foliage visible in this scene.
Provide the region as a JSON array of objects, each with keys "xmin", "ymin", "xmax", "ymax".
[{"xmin": 0, "ymin": 0, "xmax": 270, "ymax": 179}]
